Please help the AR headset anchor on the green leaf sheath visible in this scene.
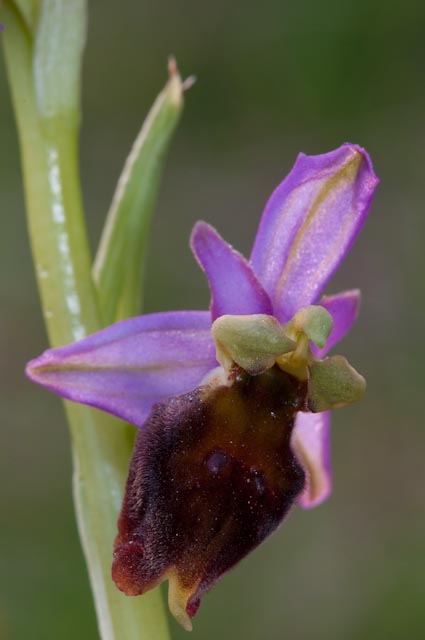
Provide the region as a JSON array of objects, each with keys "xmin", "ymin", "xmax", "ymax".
[
  {"xmin": 93, "ymin": 61, "xmax": 184, "ymax": 325},
  {"xmin": 3, "ymin": 1, "xmax": 95, "ymax": 348},
  {"xmin": 2, "ymin": 3, "xmax": 171, "ymax": 639}
]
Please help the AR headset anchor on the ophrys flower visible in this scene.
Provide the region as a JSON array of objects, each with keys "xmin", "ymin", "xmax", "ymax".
[{"xmin": 27, "ymin": 143, "xmax": 378, "ymax": 630}]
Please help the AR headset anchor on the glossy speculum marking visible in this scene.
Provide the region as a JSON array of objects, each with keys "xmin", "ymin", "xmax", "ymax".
[{"xmin": 113, "ymin": 367, "xmax": 307, "ymax": 627}]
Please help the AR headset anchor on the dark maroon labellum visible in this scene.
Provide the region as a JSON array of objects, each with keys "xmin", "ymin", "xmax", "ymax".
[{"xmin": 112, "ymin": 366, "xmax": 307, "ymax": 629}]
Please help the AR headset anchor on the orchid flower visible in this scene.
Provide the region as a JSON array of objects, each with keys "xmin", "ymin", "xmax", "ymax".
[{"xmin": 27, "ymin": 143, "xmax": 378, "ymax": 631}]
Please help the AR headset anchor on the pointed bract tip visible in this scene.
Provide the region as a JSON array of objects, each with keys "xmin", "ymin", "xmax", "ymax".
[
  {"xmin": 168, "ymin": 55, "xmax": 178, "ymax": 77},
  {"xmin": 166, "ymin": 56, "xmax": 185, "ymax": 107}
]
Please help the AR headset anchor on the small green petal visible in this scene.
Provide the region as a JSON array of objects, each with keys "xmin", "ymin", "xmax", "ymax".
[
  {"xmin": 286, "ymin": 305, "xmax": 333, "ymax": 349},
  {"xmin": 308, "ymin": 355, "xmax": 366, "ymax": 412},
  {"xmin": 212, "ymin": 314, "xmax": 295, "ymax": 375}
]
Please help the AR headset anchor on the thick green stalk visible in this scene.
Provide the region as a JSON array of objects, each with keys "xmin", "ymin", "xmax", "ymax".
[{"xmin": 2, "ymin": 3, "xmax": 170, "ymax": 639}]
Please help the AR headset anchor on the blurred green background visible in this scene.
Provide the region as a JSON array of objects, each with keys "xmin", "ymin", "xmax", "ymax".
[{"xmin": 1, "ymin": 0, "xmax": 425, "ymax": 638}]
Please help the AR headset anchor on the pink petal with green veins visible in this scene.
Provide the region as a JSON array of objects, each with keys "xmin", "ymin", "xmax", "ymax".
[
  {"xmin": 26, "ymin": 311, "xmax": 216, "ymax": 427},
  {"xmin": 291, "ymin": 411, "xmax": 331, "ymax": 508},
  {"xmin": 313, "ymin": 289, "xmax": 361, "ymax": 359},
  {"xmin": 191, "ymin": 221, "xmax": 273, "ymax": 320},
  {"xmin": 250, "ymin": 144, "xmax": 378, "ymax": 321}
]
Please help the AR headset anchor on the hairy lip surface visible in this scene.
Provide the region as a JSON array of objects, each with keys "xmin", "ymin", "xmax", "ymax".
[{"xmin": 112, "ymin": 367, "xmax": 307, "ymax": 628}]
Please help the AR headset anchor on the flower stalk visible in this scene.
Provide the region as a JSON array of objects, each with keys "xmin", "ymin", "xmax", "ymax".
[{"xmin": 2, "ymin": 2, "xmax": 173, "ymax": 638}]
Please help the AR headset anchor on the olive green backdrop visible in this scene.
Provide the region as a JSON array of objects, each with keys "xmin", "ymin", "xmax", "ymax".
[{"xmin": 1, "ymin": 1, "xmax": 425, "ymax": 638}]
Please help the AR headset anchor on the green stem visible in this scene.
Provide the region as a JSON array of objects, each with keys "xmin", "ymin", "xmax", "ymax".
[{"xmin": 2, "ymin": 3, "xmax": 170, "ymax": 639}]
